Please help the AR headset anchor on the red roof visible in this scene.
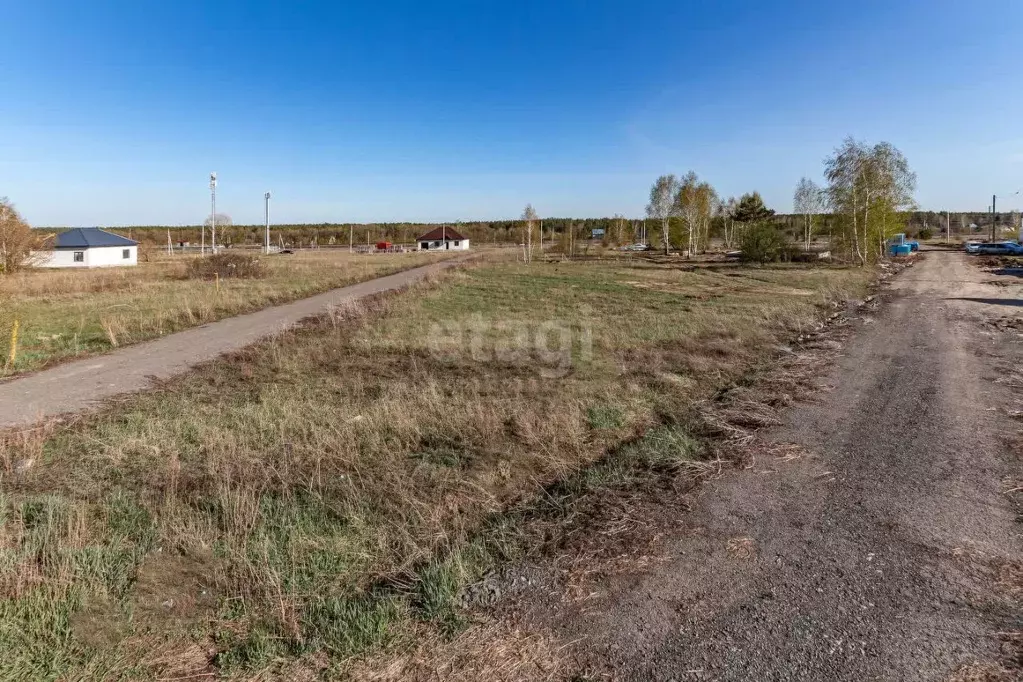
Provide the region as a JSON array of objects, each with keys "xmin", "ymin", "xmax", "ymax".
[{"xmin": 417, "ymin": 226, "xmax": 466, "ymax": 241}]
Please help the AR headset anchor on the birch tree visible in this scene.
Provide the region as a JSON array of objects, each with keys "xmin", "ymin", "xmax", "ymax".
[
  {"xmin": 647, "ymin": 175, "xmax": 679, "ymax": 255},
  {"xmin": 676, "ymin": 172, "xmax": 717, "ymax": 256},
  {"xmin": 613, "ymin": 213, "xmax": 627, "ymax": 245},
  {"xmin": 825, "ymin": 138, "xmax": 916, "ymax": 264},
  {"xmin": 522, "ymin": 204, "xmax": 538, "ymax": 263},
  {"xmin": 793, "ymin": 177, "xmax": 825, "ymax": 250},
  {"xmin": 719, "ymin": 196, "xmax": 738, "ymax": 249}
]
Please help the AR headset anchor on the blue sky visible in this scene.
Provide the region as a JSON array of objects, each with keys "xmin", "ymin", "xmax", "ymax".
[{"xmin": 3, "ymin": 0, "xmax": 1023, "ymax": 225}]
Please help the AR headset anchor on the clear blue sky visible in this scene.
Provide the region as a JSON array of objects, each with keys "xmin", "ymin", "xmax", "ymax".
[{"xmin": 3, "ymin": 0, "xmax": 1023, "ymax": 226}]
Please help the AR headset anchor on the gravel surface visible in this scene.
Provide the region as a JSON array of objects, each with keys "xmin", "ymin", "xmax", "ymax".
[
  {"xmin": 0, "ymin": 258, "xmax": 463, "ymax": 429},
  {"xmin": 516, "ymin": 250, "xmax": 1023, "ymax": 680}
]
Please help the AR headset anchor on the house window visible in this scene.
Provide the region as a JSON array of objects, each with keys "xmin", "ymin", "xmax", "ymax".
[
  {"xmin": 122, "ymin": 249, "xmax": 130, "ymax": 259},
  {"xmin": 73, "ymin": 251, "xmax": 84, "ymax": 263},
  {"xmin": 453, "ymin": 241, "xmax": 460, "ymax": 246}
]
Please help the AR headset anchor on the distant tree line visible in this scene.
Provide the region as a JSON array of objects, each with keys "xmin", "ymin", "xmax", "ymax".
[{"xmin": 35, "ymin": 218, "xmax": 629, "ymax": 250}]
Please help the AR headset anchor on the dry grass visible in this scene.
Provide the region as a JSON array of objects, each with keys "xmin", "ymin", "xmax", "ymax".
[
  {"xmin": 0, "ymin": 249, "xmax": 455, "ymax": 376},
  {"xmin": 0, "ymin": 258, "xmax": 871, "ymax": 679},
  {"xmin": 347, "ymin": 621, "xmax": 569, "ymax": 682}
]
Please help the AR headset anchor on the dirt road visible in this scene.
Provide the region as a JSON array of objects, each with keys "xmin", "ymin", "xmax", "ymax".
[
  {"xmin": 0, "ymin": 258, "xmax": 462, "ymax": 429},
  {"xmin": 514, "ymin": 250, "xmax": 1023, "ymax": 680}
]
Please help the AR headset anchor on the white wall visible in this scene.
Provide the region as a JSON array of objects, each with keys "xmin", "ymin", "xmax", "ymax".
[
  {"xmin": 33, "ymin": 246, "xmax": 138, "ymax": 268},
  {"xmin": 417, "ymin": 239, "xmax": 470, "ymax": 251}
]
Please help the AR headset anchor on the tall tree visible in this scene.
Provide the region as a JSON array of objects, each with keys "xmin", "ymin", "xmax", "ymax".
[
  {"xmin": 732, "ymin": 192, "xmax": 775, "ymax": 225},
  {"xmin": 647, "ymin": 175, "xmax": 680, "ymax": 255},
  {"xmin": 612, "ymin": 213, "xmax": 628, "ymax": 245},
  {"xmin": 522, "ymin": 204, "xmax": 538, "ymax": 263},
  {"xmin": 676, "ymin": 171, "xmax": 718, "ymax": 255},
  {"xmin": 825, "ymin": 138, "xmax": 916, "ymax": 264},
  {"xmin": 793, "ymin": 177, "xmax": 826, "ymax": 250},
  {"xmin": 718, "ymin": 196, "xmax": 738, "ymax": 249}
]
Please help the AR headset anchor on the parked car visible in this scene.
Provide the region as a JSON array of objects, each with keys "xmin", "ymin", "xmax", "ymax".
[
  {"xmin": 964, "ymin": 241, "xmax": 982, "ymax": 254},
  {"xmin": 620, "ymin": 243, "xmax": 652, "ymax": 252},
  {"xmin": 974, "ymin": 241, "xmax": 1023, "ymax": 255}
]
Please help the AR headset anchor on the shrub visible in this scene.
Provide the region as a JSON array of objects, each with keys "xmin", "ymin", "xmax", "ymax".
[
  {"xmin": 186, "ymin": 252, "xmax": 265, "ymax": 280},
  {"xmin": 918, "ymin": 227, "xmax": 934, "ymax": 240},
  {"xmin": 0, "ymin": 197, "xmax": 41, "ymax": 274},
  {"xmin": 739, "ymin": 222, "xmax": 787, "ymax": 264}
]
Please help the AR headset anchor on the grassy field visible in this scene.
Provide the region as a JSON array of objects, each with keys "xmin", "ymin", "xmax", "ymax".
[
  {"xmin": 0, "ymin": 258, "xmax": 871, "ymax": 679},
  {"xmin": 0, "ymin": 249, "xmax": 455, "ymax": 377}
]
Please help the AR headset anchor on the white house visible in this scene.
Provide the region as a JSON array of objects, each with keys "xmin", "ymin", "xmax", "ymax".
[
  {"xmin": 34, "ymin": 228, "xmax": 139, "ymax": 268},
  {"xmin": 416, "ymin": 226, "xmax": 470, "ymax": 251}
]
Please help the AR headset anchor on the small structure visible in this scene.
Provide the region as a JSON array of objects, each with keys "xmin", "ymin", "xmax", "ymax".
[
  {"xmin": 887, "ymin": 233, "xmax": 919, "ymax": 257},
  {"xmin": 416, "ymin": 226, "xmax": 470, "ymax": 251},
  {"xmin": 35, "ymin": 228, "xmax": 138, "ymax": 268},
  {"xmin": 591, "ymin": 227, "xmax": 605, "ymax": 240}
]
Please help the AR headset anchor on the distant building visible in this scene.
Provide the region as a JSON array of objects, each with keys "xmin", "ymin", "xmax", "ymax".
[
  {"xmin": 416, "ymin": 226, "xmax": 470, "ymax": 251},
  {"xmin": 591, "ymin": 227, "xmax": 606, "ymax": 239},
  {"xmin": 34, "ymin": 228, "xmax": 138, "ymax": 268}
]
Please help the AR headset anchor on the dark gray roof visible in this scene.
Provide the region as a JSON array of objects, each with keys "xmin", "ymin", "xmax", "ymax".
[{"xmin": 53, "ymin": 228, "xmax": 138, "ymax": 248}]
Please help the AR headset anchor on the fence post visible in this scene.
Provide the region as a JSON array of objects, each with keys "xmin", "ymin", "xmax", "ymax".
[{"xmin": 7, "ymin": 319, "xmax": 19, "ymax": 368}]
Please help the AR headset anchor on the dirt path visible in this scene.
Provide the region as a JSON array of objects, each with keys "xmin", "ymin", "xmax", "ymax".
[
  {"xmin": 506, "ymin": 250, "xmax": 1023, "ymax": 680},
  {"xmin": 0, "ymin": 258, "xmax": 463, "ymax": 429}
]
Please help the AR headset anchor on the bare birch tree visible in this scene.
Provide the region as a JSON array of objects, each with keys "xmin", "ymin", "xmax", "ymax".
[
  {"xmin": 793, "ymin": 177, "xmax": 826, "ymax": 251},
  {"xmin": 647, "ymin": 175, "xmax": 679, "ymax": 255},
  {"xmin": 718, "ymin": 196, "xmax": 738, "ymax": 249},
  {"xmin": 676, "ymin": 172, "xmax": 718, "ymax": 255},
  {"xmin": 522, "ymin": 204, "xmax": 538, "ymax": 263},
  {"xmin": 613, "ymin": 213, "xmax": 627, "ymax": 245}
]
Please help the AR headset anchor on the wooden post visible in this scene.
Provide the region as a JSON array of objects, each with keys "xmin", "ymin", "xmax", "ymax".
[{"xmin": 7, "ymin": 320, "xmax": 19, "ymax": 368}]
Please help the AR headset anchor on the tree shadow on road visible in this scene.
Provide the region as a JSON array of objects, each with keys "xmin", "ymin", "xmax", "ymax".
[
  {"xmin": 945, "ymin": 297, "xmax": 1023, "ymax": 307},
  {"xmin": 989, "ymin": 267, "xmax": 1023, "ymax": 278}
]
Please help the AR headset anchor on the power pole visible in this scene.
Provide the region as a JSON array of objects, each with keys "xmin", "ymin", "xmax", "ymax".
[
  {"xmin": 992, "ymin": 194, "xmax": 997, "ymax": 242},
  {"xmin": 264, "ymin": 191, "xmax": 271, "ymax": 254},
  {"xmin": 210, "ymin": 172, "xmax": 218, "ymax": 255},
  {"xmin": 349, "ymin": 224, "xmax": 353, "ymax": 253},
  {"xmin": 946, "ymin": 210, "xmax": 950, "ymax": 244}
]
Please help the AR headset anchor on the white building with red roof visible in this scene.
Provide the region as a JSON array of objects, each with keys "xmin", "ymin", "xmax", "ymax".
[{"xmin": 416, "ymin": 226, "xmax": 469, "ymax": 251}]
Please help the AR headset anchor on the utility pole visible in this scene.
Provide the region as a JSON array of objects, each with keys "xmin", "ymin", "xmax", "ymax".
[
  {"xmin": 210, "ymin": 172, "xmax": 218, "ymax": 255},
  {"xmin": 946, "ymin": 210, "xmax": 950, "ymax": 244},
  {"xmin": 264, "ymin": 191, "xmax": 271, "ymax": 254},
  {"xmin": 992, "ymin": 194, "xmax": 997, "ymax": 242},
  {"xmin": 349, "ymin": 224, "xmax": 353, "ymax": 253}
]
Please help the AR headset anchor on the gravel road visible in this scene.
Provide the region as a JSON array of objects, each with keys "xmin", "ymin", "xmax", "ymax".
[
  {"xmin": 519, "ymin": 250, "xmax": 1023, "ymax": 680},
  {"xmin": 0, "ymin": 258, "xmax": 462, "ymax": 429}
]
